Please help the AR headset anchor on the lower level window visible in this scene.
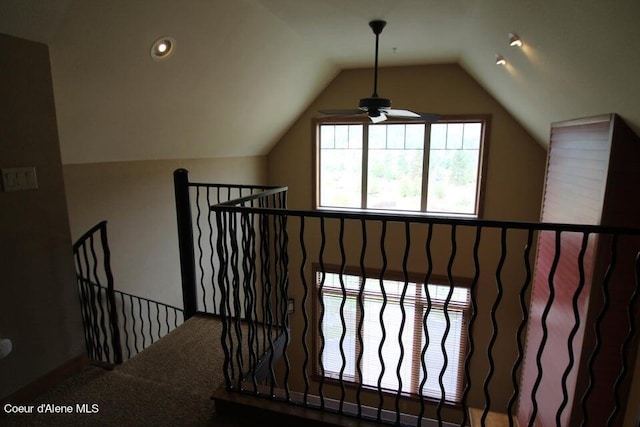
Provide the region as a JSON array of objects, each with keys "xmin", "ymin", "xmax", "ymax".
[{"xmin": 315, "ymin": 267, "xmax": 470, "ymax": 403}]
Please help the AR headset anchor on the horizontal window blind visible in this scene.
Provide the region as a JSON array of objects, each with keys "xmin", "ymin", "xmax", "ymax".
[{"xmin": 316, "ymin": 269, "xmax": 470, "ymax": 403}]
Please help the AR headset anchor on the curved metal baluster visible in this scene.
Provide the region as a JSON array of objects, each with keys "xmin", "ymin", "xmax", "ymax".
[
  {"xmin": 272, "ymin": 206, "xmax": 282, "ymax": 331},
  {"xmin": 120, "ymin": 292, "xmax": 131, "ymax": 359},
  {"xmin": 223, "ymin": 211, "xmax": 237, "ymax": 384},
  {"xmin": 216, "ymin": 210, "xmax": 232, "ymax": 389},
  {"xmin": 419, "ymin": 222, "xmax": 434, "ymax": 427},
  {"xmin": 196, "ymin": 186, "xmax": 207, "ymax": 313},
  {"xmin": 317, "ymin": 216, "xmax": 327, "ymax": 409},
  {"xmin": 139, "ymin": 298, "xmax": 146, "ymax": 350},
  {"xmin": 207, "ymin": 188, "xmax": 217, "ymax": 314},
  {"xmin": 156, "ymin": 302, "xmax": 161, "ymax": 341},
  {"xmin": 356, "ymin": 218, "xmax": 367, "ymax": 418},
  {"xmin": 89, "ymin": 234, "xmax": 110, "ymax": 362},
  {"xmin": 241, "ymin": 212, "xmax": 257, "ymax": 392},
  {"xmin": 229, "ymin": 211, "xmax": 244, "ymax": 389},
  {"xmin": 300, "ymin": 216, "xmax": 311, "ymax": 403},
  {"xmin": 129, "ymin": 294, "xmax": 139, "ymax": 354},
  {"xmin": 147, "ymin": 300, "xmax": 154, "ymax": 344},
  {"xmin": 506, "ymin": 228, "xmax": 534, "ymax": 426},
  {"xmin": 75, "ymin": 248, "xmax": 94, "ymax": 359},
  {"xmin": 82, "ymin": 243, "xmax": 101, "ymax": 360},
  {"xmin": 608, "ymin": 250, "xmax": 640, "ymax": 424},
  {"xmin": 461, "ymin": 225, "xmax": 482, "ymax": 427},
  {"xmin": 481, "ymin": 227, "xmax": 507, "ymax": 425},
  {"xmin": 249, "ymin": 211, "xmax": 260, "ymax": 393},
  {"xmin": 438, "ymin": 224, "xmax": 457, "ymax": 423},
  {"xmin": 556, "ymin": 232, "xmax": 590, "ymax": 425},
  {"xmin": 530, "ymin": 230, "xmax": 561, "ymax": 427},
  {"xmin": 262, "ymin": 214, "xmax": 276, "ymax": 394},
  {"xmin": 395, "ymin": 220, "xmax": 411, "ymax": 425},
  {"xmin": 257, "ymin": 197, "xmax": 266, "ymax": 360},
  {"xmin": 239, "ymin": 212, "xmax": 252, "ymax": 381},
  {"xmin": 85, "ymin": 239, "xmax": 100, "ymax": 355},
  {"xmin": 281, "ymin": 212, "xmax": 292, "ymax": 401},
  {"xmin": 75, "ymin": 249, "xmax": 95, "ymax": 359},
  {"xmin": 164, "ymin": 305, "xmax": 170, "ymax": 336},
  {"xmin": 338, "ymin": 217, "xmax": 348, "ymax": 413},
  {"xmin": 376, "ymin": 219, "xmax": 388, "ymax": 422},
  {"xmin": 580, "ymin": 234, "xmax": 617, "ymax": 426},
  {"xmin": 100, "ymin": 223, "xmax": 121, "ymax": 364},
  {"xmin": 261, "ymin": 203, "xmax": 271, "ymax": 363}
]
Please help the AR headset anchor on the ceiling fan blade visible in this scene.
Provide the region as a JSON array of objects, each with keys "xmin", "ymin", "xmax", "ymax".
[
  {"xmin": 370, "ymin": 112, "xmax": 387, "ymax": 123},
  {"xmin": 415, "ymin": 112, "xmax": 441, "ymax": 123},
  {"xmin": 386, "ymin": 109, "xmax": 441, "ymax": 123},
  {"xmin": 385, "ymin": 109, "xmax": 421, "ymax": 118},
  {"xmin": 319, "ymin": 109, "xmax": 364, "ymax": 116}
]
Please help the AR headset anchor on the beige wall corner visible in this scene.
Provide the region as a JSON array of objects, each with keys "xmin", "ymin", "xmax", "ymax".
[
  {"xmin": 63, "ymin": 156, "xmax": 268, "ymax": 307},
  {"xmin": 0, "ymin": 33, "xmax": 84, "ymax": 399}
]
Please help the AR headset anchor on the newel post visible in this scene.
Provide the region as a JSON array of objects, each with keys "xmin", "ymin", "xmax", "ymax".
[{"xmin": 174, "ymin": 168, "xmax": 198, "ymax": 319}]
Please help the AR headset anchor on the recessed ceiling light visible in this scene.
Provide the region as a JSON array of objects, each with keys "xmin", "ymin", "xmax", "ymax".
[
  {"xmin": 509, "ymin": 33, "xmax": 523, "ymax": 47},
  {"xmin": 495, "ymin": 54, "xmax": 506, "ymax": 66},
  {"xmin": 151, "ymin": 37, "xmax": 175, "ymax": 60}
]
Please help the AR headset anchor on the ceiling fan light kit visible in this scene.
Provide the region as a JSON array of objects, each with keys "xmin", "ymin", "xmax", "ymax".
[{"xmin": 319, "ymin": 20, "xmax": 439, "ymax": 124}]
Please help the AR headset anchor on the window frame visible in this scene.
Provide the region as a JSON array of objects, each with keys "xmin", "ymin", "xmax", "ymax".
[
  {"xmin": 311, "ymin": 263, "xmax": 472, "ymax": 405},
  {"xmin": 312, "ymin": 115, "xmax": 491, "ymax": 218}
]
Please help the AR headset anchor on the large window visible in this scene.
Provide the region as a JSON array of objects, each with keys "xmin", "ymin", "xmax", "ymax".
[
  {"xmin": 314, "ymin": 266, "xmax": 470, "ymax": 403},
  {"xmin": 315, "ymin": 117, "xmax": 488, "ymax": 216}
]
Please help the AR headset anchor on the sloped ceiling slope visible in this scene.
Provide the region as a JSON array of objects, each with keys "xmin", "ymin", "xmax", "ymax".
[
  {"xmin": 0, "ymin": 0, "xmax": 337, "ymax": 164},
  {"xmin": 1, "ymin": 0, "xmax": 639, "ymax": 164},
  {"xmin": 260, "ymin": 0, "xmax": 640, "ymax": 144}
]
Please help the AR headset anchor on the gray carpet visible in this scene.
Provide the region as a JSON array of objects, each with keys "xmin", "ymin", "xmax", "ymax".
[{"xmin": 2, "ymin": 315, "xmax": 246, "ymax": 426}]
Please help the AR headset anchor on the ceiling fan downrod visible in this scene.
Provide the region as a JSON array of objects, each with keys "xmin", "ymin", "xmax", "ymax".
[{"xmin": 369, "ymin": 20, "xmax": 386, "ymax": 98}]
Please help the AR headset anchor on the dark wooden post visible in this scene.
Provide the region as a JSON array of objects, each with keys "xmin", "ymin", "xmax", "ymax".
[{"xmin": 174, "ymin": 168, "xmax": 198, "ymax": 319}]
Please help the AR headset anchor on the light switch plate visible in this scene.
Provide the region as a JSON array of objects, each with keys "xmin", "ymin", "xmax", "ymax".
[{"xmin": 1, "ymin": 167, "xmax": 38, "ymax": 192}]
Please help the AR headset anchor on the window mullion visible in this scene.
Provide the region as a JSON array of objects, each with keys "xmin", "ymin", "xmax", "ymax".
[
  {"xmin": 361, "ymin": 124, "xmax": 369, "ymax": 209},
  {"xmin": 421, "ymin": 123, "xmax": 432, "ymax": 212}
]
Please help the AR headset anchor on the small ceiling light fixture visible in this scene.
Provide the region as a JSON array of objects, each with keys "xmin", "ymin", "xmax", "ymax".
[
  {"xmin": 150, "ymin": 36, "xmax": 175, "ymax": 60},
  {"xmin": 509, "ymin": 33, "xmax": 523, "ymax": 47},
  {"xmin": 495, "ymin": 54, "xmax": 506, "ymax": 66}
]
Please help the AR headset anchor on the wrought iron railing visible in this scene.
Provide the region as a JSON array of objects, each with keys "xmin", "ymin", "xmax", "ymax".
[
  {"xmin": 174, "ymin": 168, "xmax": 287, "ymax": 318},
  {"xmin": 173, "ymin": 169, "xmax": 640, "ymax": 426},
  {"xmin": 73, "ymin": 221, "xmax": 184, "ymax": 364}
]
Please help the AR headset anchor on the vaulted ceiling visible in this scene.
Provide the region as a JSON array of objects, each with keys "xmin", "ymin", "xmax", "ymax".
[{"xmin": 1, "ymin": 0, "xmax": 639, "ymax": 164}]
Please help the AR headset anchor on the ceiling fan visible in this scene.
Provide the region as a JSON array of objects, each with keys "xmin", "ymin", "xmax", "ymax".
[{"xmin": 320, "ymin": 20, "xmax": 440, "ymax": 124}]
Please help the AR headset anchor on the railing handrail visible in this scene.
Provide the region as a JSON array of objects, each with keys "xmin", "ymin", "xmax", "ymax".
[
  {"xmin": 187, "ymin": 182, "xmax": 285, "ymax": 191},
  {"xmin": 72, "ymin": 220, "xmax": 108, "ymax": 252},
  {"xmin": 210, "ymin": 204, "xmax": 640, "ymax": 236},
  {"xmin": 77, "ymin": 277, "xmax": 185, "ymax": 313},
  {"xmin": 214, "ymin": 186, "xmax": 289, "ymax": 207}
]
